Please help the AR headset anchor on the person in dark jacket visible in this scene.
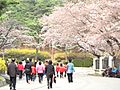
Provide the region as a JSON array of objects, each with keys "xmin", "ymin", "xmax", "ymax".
[
  {"xmin": 45, "ymin": 60, "xmax": 55, "ymax": 89},
  {"xmin": 7, "ymin": 59, "xmax": 17, "ymax": 90},
  {"xmin": 24, "ymin": 61, "xmax": 31, "ymax": 84},
  {"xmin": 29, "ymin": 58, "xmax": 33, "ymax": 81}
]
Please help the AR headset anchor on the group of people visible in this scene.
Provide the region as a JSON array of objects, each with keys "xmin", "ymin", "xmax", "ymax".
[
  {"xmin": 7, "ymin": 58, "xmax": 75, "ymax": 90},
  {"xmin": 102, "ymin": 66, "xmax": 120, "ymax": 78},
  {"xmin": 56, "ymin": 62, "xmax": 67, "ymax": 78}
]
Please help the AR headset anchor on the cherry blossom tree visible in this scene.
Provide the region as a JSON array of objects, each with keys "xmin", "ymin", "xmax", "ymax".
[
  {"xmin": 0, "ymin": 19, "xmax": 35, "ymax": 50},
  {"xmin": 41, "ymin": 0, "xmax": 120, "ymax": 61}
]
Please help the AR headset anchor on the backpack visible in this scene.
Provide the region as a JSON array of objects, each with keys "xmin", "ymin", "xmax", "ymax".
[
  {"xmin": 25, "ymin": 64, "xmax": 31, "ymax": 74},
  {"xmin": 25, "ymin": 68, "xmax": 30, "ymax": 74}
]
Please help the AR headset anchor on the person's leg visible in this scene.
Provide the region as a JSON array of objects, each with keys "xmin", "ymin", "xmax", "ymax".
[
  {"xmin": 30, "ymin": 74, "xmax": 32, "ymax": 81},
  {"xmin": 20, "ymin": 70, "xmax": 22, "ymax": 79},
  {"xmin": 32, "ymin": 74, "xmax": 35, "ymax": 81},
  {"xmin": 64, "ymin": 71, "xmax": 66, "ymax": 77},
  {"xmin": 40, "ymin": 73, "xmax": 43, "ymax": 81},
  {"xmin": 9, "ymin": 77, "xmax": 12, "ymax": 90},
  {"xmin": 26, "ymin": 74, "xmax": 30, "ymax": 83},
  {"xmin": 26, "ymin": 74, "xmax": 28, "ymax": 83},
  {"xmin": 32, "ymin": 74, "xmax": 34, "ymax": 81},
  {"xmin": 57, "ymin": 72, "xmax": 59, "ymax": 77},
  {"xmin": 60, "ymin": 73, "xmax": 62, "ymax": 78},
  {"xmin": 38, "ymin": 73, "xmax": 41, "ymax": 83},
  {"xmin": 47, "ymin": 75, "xmax": 50, "ymax": 89},
  {"xmin": 50, "ymin": 75, "xmax": 53, "ymax": 88},
  {"xmin": 70, "ymin": 73, "xmax": 73, "ymax": 82},
  {"xmin": 61, "ymin": 72, "xmax": 63, "ymax": 78},
  {"xmin": 13, "ymin": 77, "xmax": 16, "ymax": 90},
  {"xmin": 67, "ymin": 73, "xmax": 70, "ymax": 83}
]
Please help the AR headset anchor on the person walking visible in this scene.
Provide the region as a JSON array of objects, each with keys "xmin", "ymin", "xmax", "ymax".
[
  {"xmin": 31, "ymin": 64, "xmax": 36, "ymax": 81},
  {"xmin": 59, "ymin": 63, "xmax": 65, "ymax": 78},
  {"xmin": 29, "ymin": 58, "xmax": 33, "ymax": 81},
  {"xmin": 45, "ymin": 60, "xmax": 55, "ymax": 89},
  {"xmin": 36, "ymin": 62, "xmax": 44, "ymax": 83},
  {"xmin": 24, "ymin": 61, "xmax": 31, "ymax": 84},
  {"xmin": 55, "ymin": 63, "xmax": 60, "ymax": 77},
  {"xmin": 17, "ymin": 61, "xmax": 24, "ymax": 79},
  {"xmin": 67, "ymin": 58, "xmax": 75, "ymax": 83},
  {"xmin": 64, "ymin": 62, "xmax": 67, "ymax": 77},
  {"xmin": 7, "ymin": 59, "xmax": 17, "ymax": 90}
]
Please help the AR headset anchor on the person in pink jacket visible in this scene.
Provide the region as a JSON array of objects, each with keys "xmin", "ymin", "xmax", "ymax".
[{"xmin": 36, "ymin": 62, "xmax": 44, "ymax": 83}]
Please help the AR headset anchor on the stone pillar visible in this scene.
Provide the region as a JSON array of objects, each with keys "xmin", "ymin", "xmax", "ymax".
[
  {"xmin": 108, "ymin": 56, "xmax": 113, "ymax": 67},
  {"xmin": 99, "ymin": 57, "xmax": 104, "ymax": 70},
  {"xmin": 99, "ymin": 57, "xmax": 104, "ymax": 74},
  {"xmin": 93, "ymin": 58, "xmax": 97, "ymax": 70}
]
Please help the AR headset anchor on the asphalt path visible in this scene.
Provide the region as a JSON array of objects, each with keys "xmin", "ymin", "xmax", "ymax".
[{"xmin": 0, "ymin": 67, "xmax": 120, "ymax": 90}]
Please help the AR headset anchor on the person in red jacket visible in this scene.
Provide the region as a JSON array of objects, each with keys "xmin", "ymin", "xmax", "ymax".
[
  {"xmin": 17, "ymin": 61, "xmax": 24, "ymax": 79},
  {"xmin": 59, "ymin": 63, "xmax": 65, "ymax": 78},
  {"xmin": 64, "ymin": 62, "xmax": 68, "ymax": 77},
  {"xmin": 56, "ymin": 63, "xmax": 60, "ymax": 77},
  {"xmin": 31, "ymin": 64, "xmax": 36, "ymax": 81}
]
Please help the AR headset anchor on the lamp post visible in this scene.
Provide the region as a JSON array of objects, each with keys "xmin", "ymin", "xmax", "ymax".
[
  {"xmin": 2, "ymin": 49, "xmax": 5, "ymax": 60},
  {"xmin": 51, "ymin": 39, "xmax": 55, "ymax": 61},
  {"xmin": 35, "ymin": 45, "xmax": 40, "ymax": 61}
]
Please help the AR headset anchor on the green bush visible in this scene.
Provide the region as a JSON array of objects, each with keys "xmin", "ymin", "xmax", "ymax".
[
  {"xmin": 73, "ymin": 58, "xmax": 93, "ymax": 67},
  {"xmin": 54, "ymin": 52, "xmax": 93, "ymax": 60},
  {"xmin": 2, "ymin": 49, "xmax": 51, "ymax": 61},
  {"xmin": 54, "ymin": 52, "xmax": 93, "ymax": 67}
]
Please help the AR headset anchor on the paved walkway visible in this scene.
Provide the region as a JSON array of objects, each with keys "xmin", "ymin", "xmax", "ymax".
[{"xmin": 0, "ymin": 67, "xmax": 120, "ymax": 90}]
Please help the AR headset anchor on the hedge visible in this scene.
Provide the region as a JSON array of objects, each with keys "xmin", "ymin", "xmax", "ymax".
[
  {"xmin": 2, "ymin": 49, "xmax": 51, "ymax": 61},
  {"xmin": 54, "ymin": 52, "xmax": 93, "ymax": 60},
  {"xmin": 73, "ymin": 58, "xmax": 93, "ymax": 67}
]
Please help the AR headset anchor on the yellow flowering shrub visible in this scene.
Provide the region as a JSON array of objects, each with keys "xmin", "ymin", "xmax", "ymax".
[
  {"xmin": 5, "ymin": 48, "xmax": 50, "ymax": 61},
  {"xmin": 0, "ymin": 58, "xmax": 6, "ymax": 73}
]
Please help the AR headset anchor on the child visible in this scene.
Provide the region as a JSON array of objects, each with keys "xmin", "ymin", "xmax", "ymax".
[
  {"xmin": 56, "ymin": 63, "xmax": 60, "ymax": 77},
  {"xmin": 59, "ymin": 63, "xmax": 65, "ymax": 78},
  {"xmin": 64, "ymin": 62, "xmax": 67, "ymax": 77},
  {"xmin": 31, "ymin": 64, "xmax": 36, "ymax": 81},
  {"xmin": 17, "ymin": 62, "xmax": 24, "ymax": 79}
]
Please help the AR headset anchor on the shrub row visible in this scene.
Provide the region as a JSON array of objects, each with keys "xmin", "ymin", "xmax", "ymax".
[
  {"xmin": 54, "ymin": 52, "xmax": 93, "ymax": 67},
  {"xmin": 1, "ymin": 49, "xmax": 51, "ymax": 62},
  {"xmin": 73, "ymin": 58, "xmax": 93, "ymax": 67},
  {"xmin": 54, "ymin": 52, "xmax": 93, "ymax": 60}
]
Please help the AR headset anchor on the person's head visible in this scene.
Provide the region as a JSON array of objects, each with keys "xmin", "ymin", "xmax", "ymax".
[
  {"xmin": 45, "ymin": 60, "xmax": 49, "ymax": 65},
  {"xmin": 60, "ymin": 63, "xmax": 63, "ymax": 67},
  {"xmin": 56, "ymin": 63, "xmax": 59, "ymax": 66},
  {"xmin": 26, "ymin": 60, "xmax": 29, "ymax": 63},
  {"xmin": 32, "ymin": 64, "xmax": 35, "ymax": 66},
  {"xmin": 68, "ymin": 58, "xmax": 72, "ymax": 63},
  {"xmin": 29, "ymin": 58, "xmax": 32, "ymax": 62},
  {"xmin": 19, "ymin": 61, "xmax": 22, "ymax": 64},
  {"xmin": 12, "ymin": 59, "xmax": 15, "ymax": 63},
  {"xmin": 65, "ymin": 62, "xmax": 68, "ymax": 65},
  {"xmin": 39, "ymin": 62, "xmax": 41, "ymax": 65},
  {"xmin": 49, "ymin": 60, "xmax": 52, "ymax": 65}
]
